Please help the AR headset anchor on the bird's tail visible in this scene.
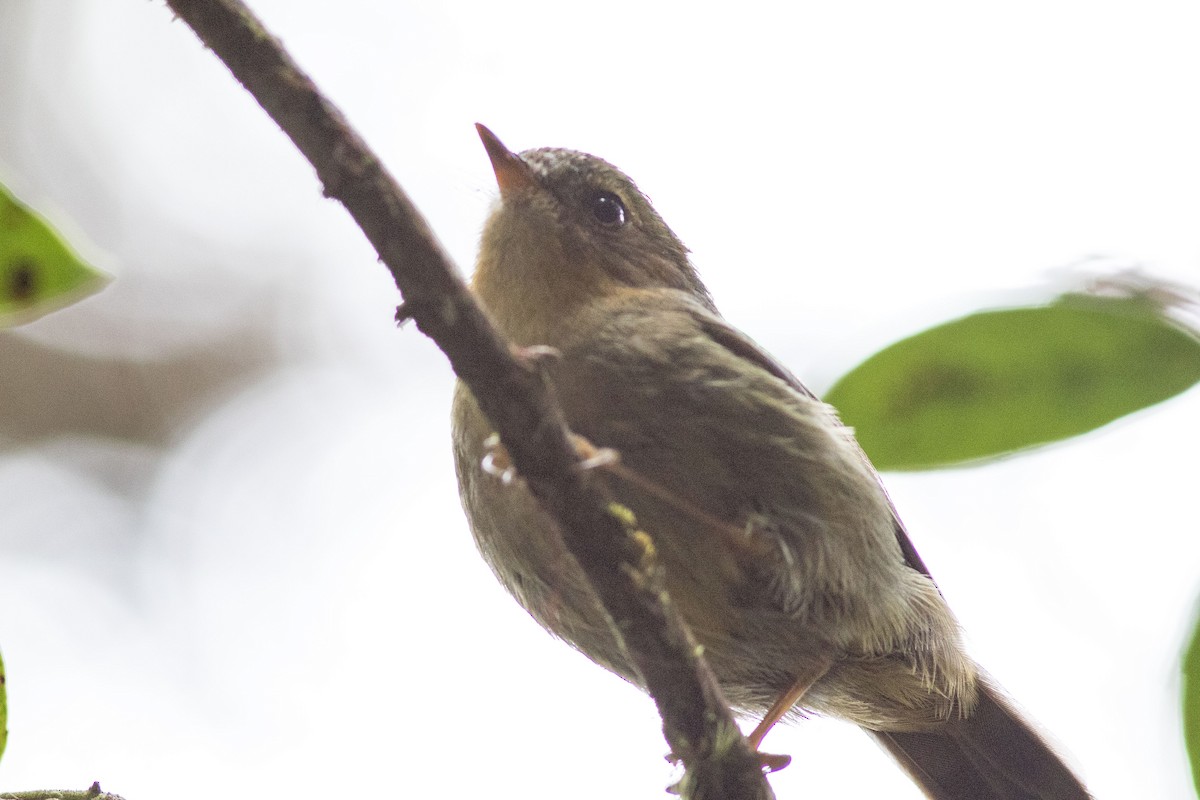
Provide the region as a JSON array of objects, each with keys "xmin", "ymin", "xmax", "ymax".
[{"xmin": 868, "ymin": 682, "xmax": 1090, "ymax": 799}]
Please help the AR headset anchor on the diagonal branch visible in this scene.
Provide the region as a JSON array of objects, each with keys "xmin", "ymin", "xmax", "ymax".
[{"xmin": 162, "ymin": 1, "xmax": 774, "ymax": 797}]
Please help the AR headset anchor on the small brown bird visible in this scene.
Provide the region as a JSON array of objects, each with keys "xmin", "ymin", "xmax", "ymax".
[{"xmin": 452, "ymin": 123, "xmax": 1090, "ymax": 799}]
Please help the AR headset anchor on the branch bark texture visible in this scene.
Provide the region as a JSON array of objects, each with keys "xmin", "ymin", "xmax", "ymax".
[
  {"xmin": 1, "ymin": 783, "xmax": 126, "ymax": 800},
  {"xmin": 163, "ymin": 2, "xmax": 774, "ymax": 797}
]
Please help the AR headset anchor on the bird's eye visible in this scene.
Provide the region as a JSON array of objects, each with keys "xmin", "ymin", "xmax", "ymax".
[{"xmin": 589, "ymin": 191, "xmax": 627, "ymax": 227}]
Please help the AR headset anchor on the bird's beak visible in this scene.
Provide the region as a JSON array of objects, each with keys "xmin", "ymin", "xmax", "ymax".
[{"xmin": 476, "ymin": 123, "xmax": 536, "ymax": 198}]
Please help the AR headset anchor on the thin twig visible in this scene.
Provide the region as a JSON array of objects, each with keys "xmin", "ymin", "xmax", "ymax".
[{"xmin": 161, "ymin": 1, "xmax": 773, "ymax": 798}]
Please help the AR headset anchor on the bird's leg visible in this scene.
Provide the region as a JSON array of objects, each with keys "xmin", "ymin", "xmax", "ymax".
[
  {"xmin": 499, "ymin": 419, "xmax": 827, "ymax": 775},
  {"xmin": 746, "ymin": 658, "xmax": 835, "ymax": 772}
]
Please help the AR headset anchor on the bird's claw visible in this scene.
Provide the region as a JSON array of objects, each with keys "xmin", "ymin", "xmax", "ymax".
[
  {"xmin": 569, "ymin": 433, "xmax": 620, "ymax": 471},
  {"xmin": 480, "ymin": 433, "xmax": 519, "ymax": 485},
  {"xmin": 481, "ymin": 432, "xmax": 618, "ymax": 484}
]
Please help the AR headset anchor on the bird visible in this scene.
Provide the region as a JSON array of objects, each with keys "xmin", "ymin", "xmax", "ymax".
[{"xmin": 451, "ymin": 123, "xmax": 1091, "ymax": 799}]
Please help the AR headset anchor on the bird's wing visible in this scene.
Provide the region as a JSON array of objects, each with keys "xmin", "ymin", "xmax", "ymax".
[{"xmin": 683, "ymin": 296, "xmax": 934, "ymax": 580}]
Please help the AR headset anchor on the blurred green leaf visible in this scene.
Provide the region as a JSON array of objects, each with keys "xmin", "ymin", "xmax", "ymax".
[
  {"xmin": 825, "ymin": 292, "xmax": 1200, "ymax": 470},
  {"xmin": 1184, "ymin": 614, "xmax": 1200, "ymax": 797},
  {"xmin": 0, "ymin": 646, "xmax": 7, "ymax": 764},
  {"xmin": 1, "ymin": 181, "xmax": 108, "ymax": 327}
]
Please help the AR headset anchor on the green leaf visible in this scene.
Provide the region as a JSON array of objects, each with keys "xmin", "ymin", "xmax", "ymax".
[
  {"xmin": 825, "ymin": 292, "xmax": 1200, "ymax": 470},
  {"xmin": 1184, "ymin": 611, "xmax": 1200, "ymax": 797},
  {"xmin": 0, "ymin": 646, "xmax": 7, "ymax": 764},
  {"xmin": 0, "ymin": 181, "xmax": 108, "ymax": 327}
]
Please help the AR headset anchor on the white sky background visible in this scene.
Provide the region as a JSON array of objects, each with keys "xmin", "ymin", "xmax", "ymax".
[{"xmin": 1, "ymin": 0, "xmax": 1199, "ymax": 798}]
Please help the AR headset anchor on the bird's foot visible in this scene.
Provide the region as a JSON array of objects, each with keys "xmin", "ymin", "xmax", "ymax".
[
  {"xmin": 481, "ymin": 431, "xmax": 619, "ymax": 485},
  {"xmin": 480, "ymin": 433, "xmax": 518, "ymax": 485},
  {"xmin": 568, "ymin": 433, "xmax": 621, "ymax": 471}
]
